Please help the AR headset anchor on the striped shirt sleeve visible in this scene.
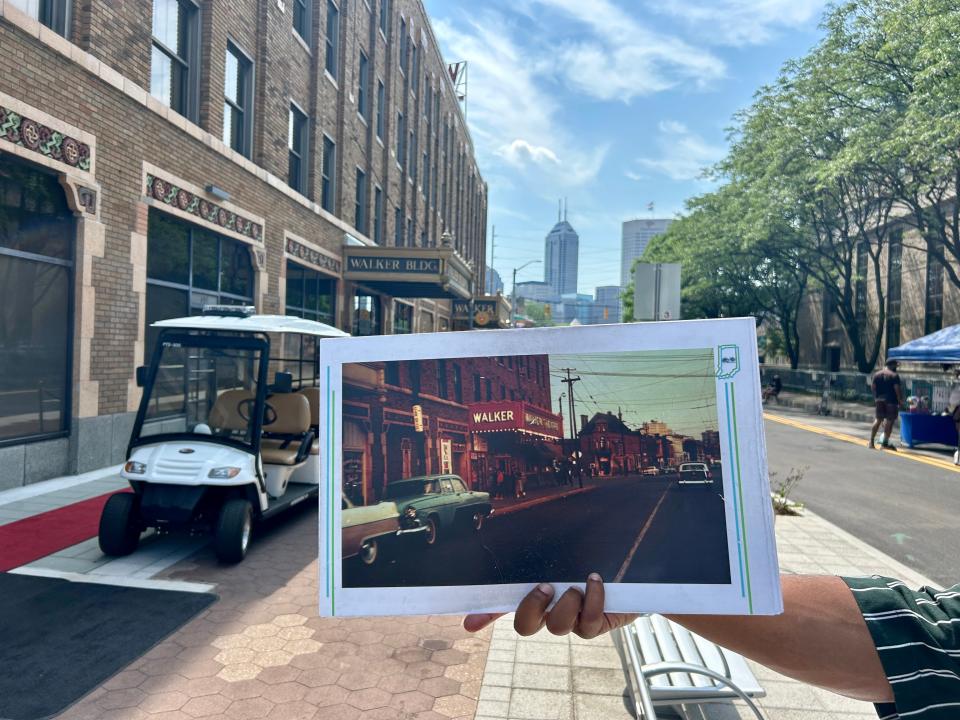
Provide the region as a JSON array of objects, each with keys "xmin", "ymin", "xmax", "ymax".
[{"xmin": 844, "ymin": 575, "xmax": 960, "ymax": 719}]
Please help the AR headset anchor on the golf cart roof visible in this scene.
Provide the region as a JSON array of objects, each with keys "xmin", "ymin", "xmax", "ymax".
[{"xmin": 153, "ymin": 311, "xmax": 349, "ymax": 338}]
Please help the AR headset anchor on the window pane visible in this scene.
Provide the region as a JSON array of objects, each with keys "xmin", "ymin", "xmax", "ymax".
[
  {"xmin": 150, "ymin": 46, "xmax": 173, "ymax": 106},
  {"xmin": 146, "ymin": 210, "xmax": 189, "ymax": 284},
  {"xmin": 326, "ymin": 1, "xmax": 339, "ymax": 76},
  {"xmin": 152, "ymin": 0, "xmax": 180, "ymax": 50},
  {"xmin": 221, "ymin": 239, "xmax": 252, "ymax": 297},
  {"xmin": 294, "ymin": 0, "xmax": 309, "ymax": 40},
  {"xmin": 0, "ymin": 254, "xmax": 70, "ymax": 441},
  {"xmin": 286, "ymin": 263, "xmax": 304, "ymax": 309},
  {"xmin": 354, "ymin": 294, "xmax": 380, "ymax": 336},
  {"xmin": 0, "ymin": 158, "xmax": 74, "ymax": 260},
  {"xmin": 222, "ymin": 102, "xmax": 234, "ymax": 148},
  {"xmin": 225, "ymin": 46, "xmax": 239, "ymax": 103},
  {"xmin": 305, "ymin": 274, "xmax": 319, "ymax": 313},
  {"xmin": 192, "ymin": 230, "xmax": 219, "ymax": 291},
  {"xmin": 145, "ymin": 282, "xmax": 189, "ymax": 362},
  {"xmin": 318, "ymin": 278, "xmax": 335, "ymax": 323}
]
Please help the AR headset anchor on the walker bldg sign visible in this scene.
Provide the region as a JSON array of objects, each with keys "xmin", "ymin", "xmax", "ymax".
[{"xmin": 343, "ymin": 245, "xmax": 474, "ymax": 300}]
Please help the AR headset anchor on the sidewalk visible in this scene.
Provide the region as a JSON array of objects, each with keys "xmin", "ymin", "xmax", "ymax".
[
  {"xmin": 769, "ymin": 390, "xmax": 877, "ymax": 424},
  {"xmin": 0, "ymin": 465, "xmax": 943, "ymax": 720},
  {"xmin": 490, "ymin": 480, "xmax": 597, "ymax": 517}
]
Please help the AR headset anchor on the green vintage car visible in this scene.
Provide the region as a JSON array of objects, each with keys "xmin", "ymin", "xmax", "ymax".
[{"xmin": 385, "ymin": 474, "xmax": 493, "ymax": 546}]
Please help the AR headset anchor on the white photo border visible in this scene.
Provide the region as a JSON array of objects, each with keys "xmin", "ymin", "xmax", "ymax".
[{"xmin": 319, "ymin": 318, "xmax": 782, "ymax": 617}]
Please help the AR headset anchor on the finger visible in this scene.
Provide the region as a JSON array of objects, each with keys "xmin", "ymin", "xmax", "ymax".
[
  {"xmin": 514, "ymin": 583, "xmax": 555, "ymax": 636},
  {"xmin": 545, "ymin": 586, "xmax": 585, "ymax": 636},
  {"xmin": 463, "ymin": 613, "xmax": 504, "ymax": 633},
  {"xmin": 577, "ymin": 573, "xmax": 606, "ymax": 639}
]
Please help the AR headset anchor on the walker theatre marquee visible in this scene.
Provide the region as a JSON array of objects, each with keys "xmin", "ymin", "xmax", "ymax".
[
  {"xmin": 469, "ymin": 402, "xmax": 564, "ymax": 440},
  {"xmin": 343, "ymin": 246, "xmax": 474, "ymax": 300}
]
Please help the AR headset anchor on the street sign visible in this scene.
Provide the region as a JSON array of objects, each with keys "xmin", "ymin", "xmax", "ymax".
[{"xmin": 634, "ymin": 263, "xmax": 681, "ymax": 321}]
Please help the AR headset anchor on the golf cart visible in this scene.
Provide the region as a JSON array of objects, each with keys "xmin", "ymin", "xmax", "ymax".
[{"xmin": 98, "ymin": 306, "xmax": 347, "ymax": 563}]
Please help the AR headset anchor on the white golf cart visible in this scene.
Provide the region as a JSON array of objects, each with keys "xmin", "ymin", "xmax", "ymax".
[{"xmin": 98, "ymin": 306, "xmax": 347, "ymax": 563}]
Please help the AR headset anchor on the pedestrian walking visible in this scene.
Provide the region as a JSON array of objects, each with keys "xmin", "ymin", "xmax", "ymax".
[
  {"xmin": 949, "ymin": 371, "xmax": 960, "ymax": 465},
  {"xmin": 507, "ymin": 464, "xmax": 517, "ymax": 499},
  {"xmin": 494, "ymin": 468, "xmax": 505, "ymax": 500},
  {"xmin": 515, "ymin": 468, "xmax": 526, "ymax": 498},
  {"xmin": 870, "ymin": 359, "xmax": 904, "ymax": 450}
]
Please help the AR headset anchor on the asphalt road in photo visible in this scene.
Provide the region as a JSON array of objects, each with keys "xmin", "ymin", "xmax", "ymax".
[
  {"xmin": 343, "ymin": 473, "xmax": 731, "ymax": 589},
  {"xmin": 764, "ymin": 408, "xmax": 960, "ymax": 586}
]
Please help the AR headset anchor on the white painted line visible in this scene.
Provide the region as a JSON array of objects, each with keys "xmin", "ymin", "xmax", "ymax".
[
  {"xmin": 9, "ymin": 566, "xmax": 216, "ymax": 594},
  {"xmin": 0, "ymin": 465, "xmax": 123, "ymax": 507},
  {"xmin": 89, "ymin": 536, "xmax": 208, "ymax": 579},
  {"xmin": 613, "ymin": 486, "xmax": 671, "ymax": 583}
]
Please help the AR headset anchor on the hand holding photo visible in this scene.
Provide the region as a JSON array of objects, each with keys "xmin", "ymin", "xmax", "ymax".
[{"xmin": 319, "ymin": 319, "xmax": 780, "ymax": 617}]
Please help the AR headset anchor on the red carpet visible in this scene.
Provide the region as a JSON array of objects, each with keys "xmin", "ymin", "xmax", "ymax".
[{"xmin": 0, "ymin": 491, "xmax": 128, "ymax": 572}]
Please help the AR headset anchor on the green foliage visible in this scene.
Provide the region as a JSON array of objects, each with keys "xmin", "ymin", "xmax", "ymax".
[
  {"xmin": 522, "ymin": 301, "xmax": 554, "ymax": 327},
  {"xmin": 771, "ymin": 467, "xmax": 807, "ymax": 517}
]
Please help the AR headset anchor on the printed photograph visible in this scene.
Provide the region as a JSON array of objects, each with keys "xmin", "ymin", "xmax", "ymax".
[{"xmin": 340, "ymin": 348, "xmax": 730, "ymax": 588}]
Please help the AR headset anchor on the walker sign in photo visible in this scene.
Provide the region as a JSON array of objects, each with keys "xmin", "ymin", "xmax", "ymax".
[{"xmin": 318, "ymin": 319, "xmax": 781, "ymax": 617}]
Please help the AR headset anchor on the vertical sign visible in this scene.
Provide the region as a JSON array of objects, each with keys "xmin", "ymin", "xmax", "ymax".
[
  {"xmin": 413, "ymin": 405, "xmax": 424, "ymax": 432},
  {"xmin": 440, "ymin": 438, "xmax": 453, "ymax": 474}
]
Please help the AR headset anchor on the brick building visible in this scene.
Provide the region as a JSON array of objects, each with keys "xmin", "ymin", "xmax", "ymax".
[
  {"xmin": 341, "ymin": 355, "xmax": 562, "ymax": 505},
  {"xmin": 578, "ymin": 412, "xmax": 642, "ymax": 476},
  {"xmin": 0, "ymin": 0, "xmax": 488, "ymax": 487}
]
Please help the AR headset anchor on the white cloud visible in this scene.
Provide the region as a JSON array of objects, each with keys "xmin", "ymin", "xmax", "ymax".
[
  {"xmin": 632, "ymin": 121, "xmax": 727, "ymax": 181},
  {"xmin": 532, "ymin": 0, "xmax": 727, "ymax": 100},
  {"xmin": 432, "ymin": 14, "xmax": 609, "ymax": 189},
  {"xmin": 651, "ymin": 0, "xmax": 827, "ymax": 46}
]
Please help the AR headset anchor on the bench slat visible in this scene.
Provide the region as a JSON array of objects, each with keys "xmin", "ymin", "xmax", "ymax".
[
  {"xmin": 650, "ymin": 615, "xmax": 694, "ymax": 687},
  {"xmin": 670, "ymin": 625, "xmax": 713, "ymax": 688},
  {"xmin": 633, "ymin": 618, "xmax": 671, "ymax": 688}
]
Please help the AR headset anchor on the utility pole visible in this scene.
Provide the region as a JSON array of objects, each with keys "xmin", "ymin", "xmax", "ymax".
[{"xmin": 560, "ymin": 369, "xmax": 581, "ymax": 459}]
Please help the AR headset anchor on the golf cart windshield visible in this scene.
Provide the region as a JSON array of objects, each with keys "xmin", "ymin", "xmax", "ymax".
[{"xmin": 136, "ymin": 335, "xmax": 267, "ymax": 451}]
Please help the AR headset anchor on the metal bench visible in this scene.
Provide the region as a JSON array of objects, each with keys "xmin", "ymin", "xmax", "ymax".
[{"xmin": 615, "ymin": 615, "xmax": 767, "ymax": 719}]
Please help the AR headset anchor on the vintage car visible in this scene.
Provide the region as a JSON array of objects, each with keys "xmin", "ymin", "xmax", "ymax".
[
  {"xmin": 384, "ymin": 474, "xmax": 493, "ymax": 546},
  {"xmin": 678, "ymin": 462, "xmax": 713, "ymax": 486},
  {"xmin": 341, "ymin": 494, "xmax": 400, "ymax": 566}
]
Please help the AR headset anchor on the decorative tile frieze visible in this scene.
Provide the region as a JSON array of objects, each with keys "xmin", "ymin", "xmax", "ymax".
[
  {"xmin": 146, "ymin": 173, "xmax": 263, "ymax": 242},
  {"xmin": 0, "ymin": 105, "xmax": 92, "ymax": 171},
  {"xmin": 286, "ymin": 236, "xmax": 342, "ymax": 275}
]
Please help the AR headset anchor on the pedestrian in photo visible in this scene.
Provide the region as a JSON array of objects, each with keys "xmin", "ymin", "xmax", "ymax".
[
  {"xmin": 762, "ymin": 374, "xmax": 783, "ymax": 404},
  {"xmin": 494, "ymin": 468, "xmax": 505, "ymax": 500},
  {"xmin": 515, "ymin": 468, "xmax": 526, "ymax": 498},
  {"xmin": 870, "ymin": 359, "xmax": 904, "ymax": 450},
  {"xmin": 507, "ymin": 464, "xmax": 517, "ymax": 499}
]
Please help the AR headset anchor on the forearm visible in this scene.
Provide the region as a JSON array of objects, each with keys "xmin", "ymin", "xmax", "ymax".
[{"xmin": 667, "ymin": 575, "xmax": 891, "ymax": 702}]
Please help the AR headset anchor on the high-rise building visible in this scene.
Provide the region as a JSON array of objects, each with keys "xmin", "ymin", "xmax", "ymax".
[
  {"xmin": 486, "ymin": 267, "xmax": 505, "ymax": 295},
  {"xmin": 621, "ymin": 218, "xmax": 673, "ymax": 287},
  {"xmin": 515, "ymin": 281, "xmax": 558, "ymax": 304},
  {"xmin": 545, "ymin": 202, "xmax": 579, "ymax": 296},
  {"xmin": 594, "ymin": 286, "xmax": 622, "ymax": 324}
]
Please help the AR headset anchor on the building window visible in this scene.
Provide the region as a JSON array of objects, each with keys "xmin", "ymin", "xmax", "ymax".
[
  {"xmin": 293, "ymin": 0, "xmax": 310, "ymax": 45},
  {"xmin": 399, "ymin": 17, "xmax": 408, "ymax": 74},
  {"xmin": 397, "ymin": 112, "xmax": 406, "ymax": 169},
  {"xmin": 353, "ymin": 293, "xmax": 381, "ymax": 336},
  {"xmin": 436, "ymin": 360, "xmax": 448, "ymax": 399},
  {"xmin": 358, "ymin": 50, "xmax": 370, "ymax": 120},
  {"xmin": 887, "ymin": 230, "xmax": 902, "ymax": 349},
  {"xmin": 394, "ymin": 207, "xmax": 403, "ymax": 247},
  {"xmin": 485, "ymin": 378, "xmax": 492, "ymax": 401},
  {"xmin": 373, "ymin": 186, "xmax": 384, "ymax": 245},
  {"xmin": 376, "ymin": 80, "xmax": 385, "ymax": 141},
  {"xmin": 407, "ymin": 217, "xmax": 414, "ymax": 247},
  {"xmin": 151, "ymin": 0, "xmax": 199, "ymax": 119},
  {"xmin": 286, "ymin": 260, "xmax": 336, "ymax": 325},
  {"xmin": 10, "ymin": 0, "xmax": 70, "ymax": 35},
  {"xmin": 325, "ymin": 0, "xmax": 340, "ymax": 79},
  {"xmin": 320, "ymin": 135, "xmax": 336, "ymax": 212},
  {"xmin": 925, "ymin": 241, "xmax": 944, "ymax": 335},
  {"xmin": 410, "ymin": 129, "xmax": 418, "ymax": 182},
  {"xmin": 473, "ymin": 374, "xmax": 482, "ymax": 402},
  {"xmin": 223, "ymin": 42, "xmax": 253, "ymax": 157},
  {"xmin": 145, "ymin": 209, "xmax": 254, "ymax": 361},
  {"xmin": 423, "ymin": 151, "xmax": 430, "ymax": 200},
  {"xmin": 452, "ymin": 365, "xmax": 463, "ymax": 403},
  {"xmin": 354, "ymin": 168, "xmax": 368, "ymax": 234},
  {"xmin": 385, "ymin": 362, "xmax": 400, "ymax": 386},
  {"xmin": 0, "ymin": 158, "xmax": 74, "ymax": 444},
  {"xmin": 288, "ymin": 104, "xmax": 308, "ymax": 193},
  {"xmin": 394, "ymin": 302, "xmax": 413, "ymax": 334},
  {"xmin": 378, "ymin": 0, "xmax": 389, "ymax": 35},
  {"xmin": 421, "ymin": 311, "xmax": 435, "ymax": 333},
  {"xmin": 411, "ymin": 44, "xmax": 420, "ymax": 94}
]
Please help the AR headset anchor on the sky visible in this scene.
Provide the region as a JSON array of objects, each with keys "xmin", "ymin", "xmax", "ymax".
[
  {"xmin": 550, "ymin": 349, "xmax": 718, "ymax": 437},
  {"xmin": 423, "ymin": 0, "xmax": 829, "ymax": 295}
]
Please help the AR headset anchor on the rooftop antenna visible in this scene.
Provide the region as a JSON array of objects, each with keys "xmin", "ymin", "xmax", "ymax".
[
  {"xmin": 564, "ymin": 198, "xmax": 568, "ymax": 222},
  {"xmin": 558, "ymin": 199, "xmax": 562, "ymax": 223}
]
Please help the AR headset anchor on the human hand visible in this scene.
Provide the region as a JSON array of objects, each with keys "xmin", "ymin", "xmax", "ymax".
[{"xmin": 462, "ymin": 574, "xmax": 639, "ymax": 639}]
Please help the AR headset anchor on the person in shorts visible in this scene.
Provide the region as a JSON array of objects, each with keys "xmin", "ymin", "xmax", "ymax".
[{"xmin": 870, "ymin": 360, "xmax": 904, "ymax": 450}]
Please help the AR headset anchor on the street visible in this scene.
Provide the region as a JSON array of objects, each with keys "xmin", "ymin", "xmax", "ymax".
[
  {"xmin": 343, "ymin": 473, "xmax": 731, "ymax": 588},
  {"xmin": 765, "ymin": 407, "xmax": 960, "ymax": 586}
]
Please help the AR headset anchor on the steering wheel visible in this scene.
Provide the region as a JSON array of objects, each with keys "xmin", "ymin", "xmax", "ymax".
[{"xmin": 237, "ymin": 398, "xmax": 278, "ymax": 426}]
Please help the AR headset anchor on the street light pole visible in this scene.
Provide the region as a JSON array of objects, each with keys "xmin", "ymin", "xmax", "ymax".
[{"xmin": 511, "ymin": 259, "xmax": 542, "ymax": 326}]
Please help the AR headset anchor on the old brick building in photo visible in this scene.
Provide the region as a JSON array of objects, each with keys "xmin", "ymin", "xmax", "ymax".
[
  {"xmin": 341, "ymin": 355, "xmax": 563, "ymax": 506},
  {"xmin": 0, "ymin": 0, "xmax": 492, "ymax": 488}
]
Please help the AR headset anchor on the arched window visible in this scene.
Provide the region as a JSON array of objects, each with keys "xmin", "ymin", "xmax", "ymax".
[{"xmin": 0, "ymin": 156, "xmax": 75, "ymax": 443}]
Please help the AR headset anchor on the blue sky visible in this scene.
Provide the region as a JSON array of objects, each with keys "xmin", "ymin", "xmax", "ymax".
[{"xmin": 423, "ymin": 0, "xmax": 828, "ymax": 295}]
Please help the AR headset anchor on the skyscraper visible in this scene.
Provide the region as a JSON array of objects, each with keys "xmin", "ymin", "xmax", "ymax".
[
  {"xmin": 545, "ymin": 201, "xmax": 579, "ymax": 296},
  {"xmin": 621, "ymin": 218, "xmax": 673, "ymax": 287}
]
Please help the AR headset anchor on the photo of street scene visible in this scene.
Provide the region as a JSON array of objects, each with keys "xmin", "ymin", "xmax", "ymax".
[{"xmin": 341, "ymin": 349, "xmax": 730, "ymax": 588}]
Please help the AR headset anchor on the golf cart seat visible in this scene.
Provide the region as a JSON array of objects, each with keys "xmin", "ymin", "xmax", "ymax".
[
  {"xmin": 298, "ymin": 387, "xmax": 321, "ymax": 455},
  {"xmin": 209, "ymin": 389, "xmax": 255, "ymax": 433},
  {"xmin": 261, "ymin": 393, "xmax": 312, "ymax": 466}
]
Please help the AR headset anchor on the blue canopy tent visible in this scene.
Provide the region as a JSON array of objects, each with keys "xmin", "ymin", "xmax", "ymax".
[
  {"xmin": 888, "ymin": 324, "xmax": 960, "ymax": 363},
  {"xmin": 887, "ymin": 325, "xmax": 960, "ymax": 450}
]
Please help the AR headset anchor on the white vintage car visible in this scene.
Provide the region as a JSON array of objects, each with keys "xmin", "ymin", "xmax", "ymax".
[{"xmin": 341, "ymin": 495, "xmax": 401, "ymax": 566}]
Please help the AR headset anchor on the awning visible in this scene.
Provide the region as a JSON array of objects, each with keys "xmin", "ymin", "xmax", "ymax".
[
  {"xmin": 343, "ymin": 245, "xmax": 473, "ymax": 300},
  {"xmin": 452, "ymin": 295, "xmax": 512, "ymax": 329},
  {"xmin": 468, "ymin": 402, "xmax": 564, "ymax": 440},
  {"xmin": 888, "ymin": 325, "xmax": 960, "ymax": 363}
]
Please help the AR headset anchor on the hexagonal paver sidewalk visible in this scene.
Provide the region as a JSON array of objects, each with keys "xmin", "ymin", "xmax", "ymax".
[{"xmin": 58, "ymin": 506, "xmax": 491, "ymax": 719}]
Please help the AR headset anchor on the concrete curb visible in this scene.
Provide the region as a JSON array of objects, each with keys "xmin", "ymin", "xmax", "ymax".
[{"xmin": 490, "ymin": 486, "xmax": 597, "ymax": 517}]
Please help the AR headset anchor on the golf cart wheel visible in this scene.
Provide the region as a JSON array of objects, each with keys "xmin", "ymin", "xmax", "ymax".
[
  {"xmin": 215, "ymin": 498, "xmax": 253, "ymax": 564},
  {"xmin": 98, "ymin": 493, "xmax": 142, "ymax": 557},
  {"xmin": 359, "ymin": 540, "xmax": 379, "ymax": 566},
  {"xmin": 423, "ymin": 516, "xmax": 440, "ymax": 546},
  {"xmin": 472, "ymin": 511, "xmax": 484, "ymax": 531}
]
